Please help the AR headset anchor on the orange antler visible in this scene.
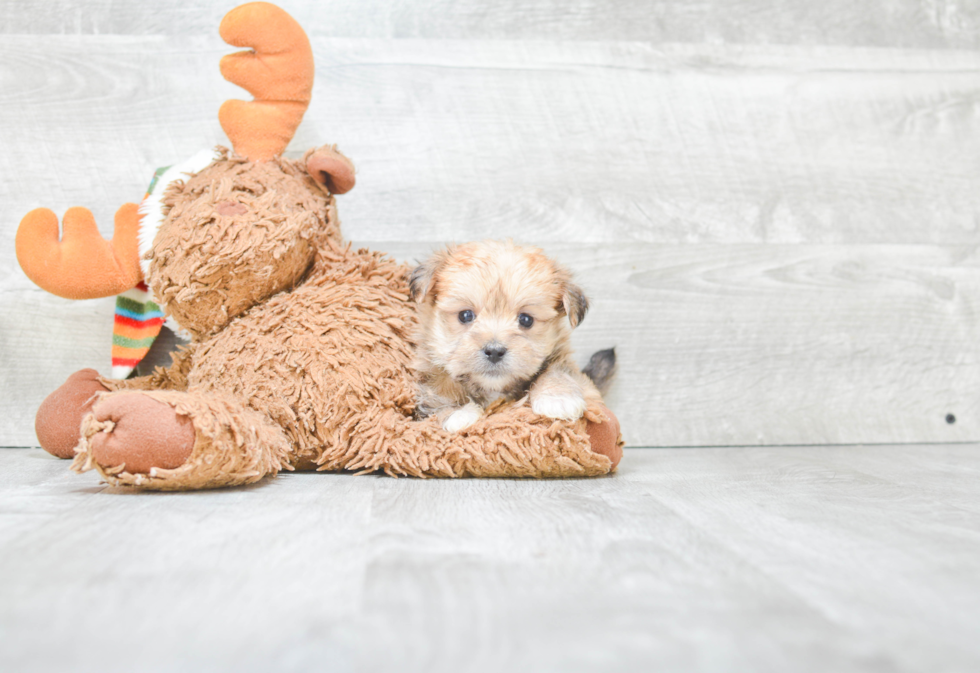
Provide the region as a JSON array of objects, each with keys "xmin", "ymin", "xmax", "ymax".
[
  {"xmin": 15, "ymin": 204, "xmax": 143, "ymax": 300},
  {"xmin": 218, "ymin": 2, "xmax": 314, "ymax": 162}
]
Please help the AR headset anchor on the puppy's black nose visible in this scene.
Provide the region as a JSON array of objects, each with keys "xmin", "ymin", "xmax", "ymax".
[{"xmin": 483, "ymin": 344, "xmax": 507, "ymax": 364}]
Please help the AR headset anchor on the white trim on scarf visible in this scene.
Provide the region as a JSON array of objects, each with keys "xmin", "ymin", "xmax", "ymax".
[
  {"xmin": 136, "ymin": 149, "xmax": 215, "ymax": 339},
  {"xmin": 137, "ymin": 149, "xmax": 216, "ymax": 278}
]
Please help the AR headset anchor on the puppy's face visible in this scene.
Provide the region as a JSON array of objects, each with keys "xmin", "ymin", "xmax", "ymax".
[{"xmin": 411, "ymin": 240, "xmax": 588, "ymax": 396}]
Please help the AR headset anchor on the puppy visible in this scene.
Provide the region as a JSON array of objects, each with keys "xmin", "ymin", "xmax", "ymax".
[{"xmin": 409, "ymin": 239, "xmax": 612, "ymax": 432}]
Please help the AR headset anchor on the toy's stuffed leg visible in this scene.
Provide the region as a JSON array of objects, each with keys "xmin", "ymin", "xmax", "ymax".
[
  {"xmin": 586, "ymin": 404, "xmax": 623, "ymax": 469},
  {"xmin": 72, "ymin": 389, "xmax": 292, "ymax": 490},
  {"xmin": 35, "ymin": 349, "xmax": 196, "ymax": 460},
  {"xmin": 35, "ymin": 369, "xmax": 111, "ymax": 459}
]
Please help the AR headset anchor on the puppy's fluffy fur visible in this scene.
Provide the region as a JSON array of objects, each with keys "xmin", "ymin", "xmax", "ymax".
[{"xmin": 410, "ymin": 240, "xmax": 602, "ymax": 432}]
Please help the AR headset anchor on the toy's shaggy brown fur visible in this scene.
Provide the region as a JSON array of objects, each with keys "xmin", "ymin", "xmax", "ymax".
[
  {"xmin": 17, "ymin": 3, "xmax": 623, "ymax": 491},
  {"xmin": 71, "ymin": 231, "xmax": 616, "ymax": 490}
]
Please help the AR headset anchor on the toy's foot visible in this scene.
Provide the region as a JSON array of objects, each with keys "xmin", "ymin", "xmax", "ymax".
[
  {"xmin": 586, "ymin": 405, "xmax": 623, "ymax": 469},
  {"xmin": 87, "ymin": 393, "xmax": 196, "ymax": 474},
  {"xmin": 35, "ymin": 369, "xmax": 110, "ymax": 458}
]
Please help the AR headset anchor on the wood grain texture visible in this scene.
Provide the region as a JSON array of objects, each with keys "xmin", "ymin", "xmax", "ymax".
[
  {"xmin": 3, "ymin": 242, "xmax": 977, "ymax": 447},
  {"xmin": 1, "ymin": 445, "xmax": 979, "ymax": 672},
  {"xmin": 1, "ymin": 0, "xmax": 979, "ymax": 49},
  {"xmin": 0, "ymin": 38, "xmax": 977, "ymax": 251},
  {"xmin": 1, "ymin": 34, "xmax": 978, "ymax": 448},
  {"xmin": 0, "ymin": 291, "xmax": 116, "ymax": 448}
]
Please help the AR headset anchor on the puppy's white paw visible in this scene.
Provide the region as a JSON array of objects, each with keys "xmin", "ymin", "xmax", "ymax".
[
  {"xmin": 532, "ymin": 393, "xmax": 587, "ymax": 421},
  {"xmin": 442, "ymin": 403, "xmax": 483, "ymax": 432}
]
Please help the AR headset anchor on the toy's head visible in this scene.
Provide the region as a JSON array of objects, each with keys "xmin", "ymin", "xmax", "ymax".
[
  {"xmin": 142, "ymin": 145, "xmax": 350, "ymax": 339},
  {"xmin": 15, "ymin": 2, "xmax": 356, "ymax": 343}
]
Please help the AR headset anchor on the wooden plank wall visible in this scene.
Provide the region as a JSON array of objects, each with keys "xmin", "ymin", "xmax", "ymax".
[{"xmin": 1, "ymin": 1, "xmax": 978, "ymax": 448}]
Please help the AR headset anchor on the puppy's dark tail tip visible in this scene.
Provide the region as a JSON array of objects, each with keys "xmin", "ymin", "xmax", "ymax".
[{"xmin": 583, "ymin": 347, "xmax": 617, "ymax": 396}]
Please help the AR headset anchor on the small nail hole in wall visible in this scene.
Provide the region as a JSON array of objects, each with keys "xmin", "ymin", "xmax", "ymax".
[{"xmin": 946, "ymin": 414, "xmax": 956, "ymax": 425}]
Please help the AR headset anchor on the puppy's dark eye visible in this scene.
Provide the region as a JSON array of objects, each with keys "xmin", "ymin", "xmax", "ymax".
[
  {"xmin": 518, "ymin": 313, "xmax": 534, "ymax": 328},
  {"xmin": 458, "ymin": 310, "xmax": 475, "ymax": 324}
]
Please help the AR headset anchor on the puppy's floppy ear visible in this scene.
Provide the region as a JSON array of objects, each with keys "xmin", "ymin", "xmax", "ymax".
[
  {"xmin": 408, "ymin": 264, "xmax": 433, "ymax": 303},
  {"xmin": 561, "ymin": 281, "xmax": 590, "ymax": 328},
  {"xmin": 409, "ymin": 246, "xmax": 452, "ymax": 303}
]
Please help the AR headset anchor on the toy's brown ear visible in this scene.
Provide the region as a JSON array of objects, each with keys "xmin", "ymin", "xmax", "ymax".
[
  {"xmin": 305, "ymin": 146, "xmax": 356, "ymax": 195},
  {"xmin": 562, "ymin": 281, "xmax": 589, "ymax": 328},
  {"xmin": 409, "ymin": 247, "xmax": 453, "ymax": 303}
]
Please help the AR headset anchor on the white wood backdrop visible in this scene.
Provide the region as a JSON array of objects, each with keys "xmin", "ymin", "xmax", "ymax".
[{"xmin": 1, "ymin": 1, "xmax": 978, "ymax": 447}]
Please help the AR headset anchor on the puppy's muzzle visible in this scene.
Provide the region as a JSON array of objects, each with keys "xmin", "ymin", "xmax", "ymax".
[{"xmin": 483, "ymin": 343, "xmax": 507, "ymax": 364}]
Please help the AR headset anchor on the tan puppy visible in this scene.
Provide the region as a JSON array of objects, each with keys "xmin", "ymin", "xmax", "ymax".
[{"xmin": 410, "ymin": 240, "xmax": 609, "ymax": 432}]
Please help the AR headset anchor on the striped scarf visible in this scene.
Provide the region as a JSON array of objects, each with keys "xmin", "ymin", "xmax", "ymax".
[
  {"xmin": 110, "ymin": 164, "xmax": 170, "ymax": 378},
  {"xmin": 111, "ymin": 282, "xmax": 165, "ymax": 378}
]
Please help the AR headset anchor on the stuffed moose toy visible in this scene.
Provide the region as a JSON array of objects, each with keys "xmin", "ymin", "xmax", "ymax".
[{"xmin": 14, "ymin": 2, "xmax": 623, "ymax": 490}]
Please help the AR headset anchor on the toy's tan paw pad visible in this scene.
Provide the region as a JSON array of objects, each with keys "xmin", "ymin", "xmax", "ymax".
[
  {"xmin": 89, "ymin": 395, "xmax": 196, "ymax": 474},
  {"xmin": 586, "ymin": 405, "xmax": 623, "ymax": 469},
  {"xmin": 36, "ymin": 368, "xmax": 110, "ymax": 459}
]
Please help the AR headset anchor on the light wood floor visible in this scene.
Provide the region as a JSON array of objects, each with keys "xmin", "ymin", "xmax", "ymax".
[{"xmin": 2, "ymin": 445, "xmax": 979, "ymax": 672}]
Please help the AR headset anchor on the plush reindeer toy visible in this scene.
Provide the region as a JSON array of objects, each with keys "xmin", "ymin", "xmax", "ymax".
[{"xmin": 14, "ymin": 2, "xmax": 623, "ymax": 490}]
